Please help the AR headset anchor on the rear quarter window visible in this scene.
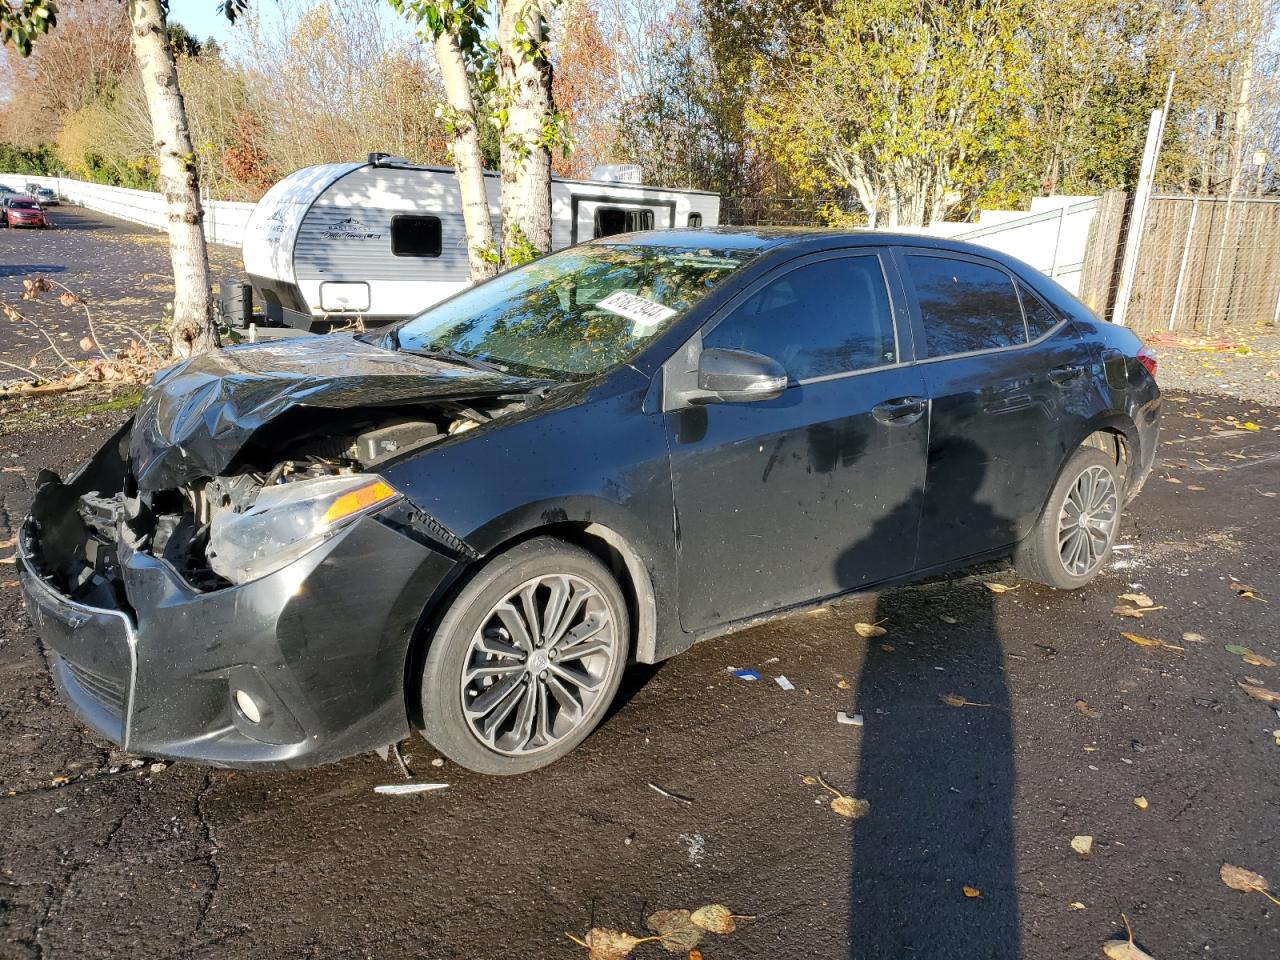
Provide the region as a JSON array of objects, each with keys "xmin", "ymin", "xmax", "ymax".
[{"xmin": 906, "ymin": 254, "xmax": 1028, "ymax": 357}]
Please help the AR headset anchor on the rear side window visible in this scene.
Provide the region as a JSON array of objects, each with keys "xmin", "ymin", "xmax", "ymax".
[
  {"xmin": 594, "ymin": 207, "xmax": 655, "ymax": 238},
  {"xmin": 391, "ymin": 215, "xmax": 442, "ymax": 257},
  {"xmin": 703, "ymin": 255, "xmax": 896, "ymax": 380},
  {"xmin": 906, "ymin": 255, "xmax": 1027, "ymax": 357},
  {"xmin": 1019, "ymin": 282, "xmax": 1061, "ymax": 339}
]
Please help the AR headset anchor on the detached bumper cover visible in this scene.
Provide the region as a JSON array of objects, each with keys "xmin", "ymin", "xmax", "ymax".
[{"xmin": 19, "ymin": 497, "xmax": 461, "ymax": 770}]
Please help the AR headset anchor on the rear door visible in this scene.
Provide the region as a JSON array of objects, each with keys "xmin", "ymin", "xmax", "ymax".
[
  {"xmin": 895, "ymin": 249, "xmax": 1097, "ymax": 569},
  {"xmin": 664, "ymin": 249, "xmax": 929, "ymax": 633}
]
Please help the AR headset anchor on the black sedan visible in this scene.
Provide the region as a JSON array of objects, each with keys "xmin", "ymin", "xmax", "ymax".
[{"xmin": 18, "ymin": 229, "xmax": 1160, "ymax": 774}]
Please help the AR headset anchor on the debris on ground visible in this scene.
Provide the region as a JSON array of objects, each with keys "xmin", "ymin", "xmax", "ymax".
[
  {"xmin": 646, "ymin": 908, "xmax": 702, "ymax": 952},
  {"xmin": 940, "ymin": 693, "xmax": 991, "ymax": 708},
  {"xmin": 731, "ymin": 668, "xmax": 761, "ymax": 681},
  {"xmin": 373, "ymin": 783, "xmax": 448, "ymax": 795},
  {"xmin": 802, "ymin": 774, "xmax": 869, "ymax": 820},
  {"xmin": 774, "ymin": 675, "xmax": 794, "ymax": 691},
  {"xmin": 1120, "ymin": 632, "xmax": 1184, "ymax": 653},
  {"xmin": 1236, "ymin": 681, "xmax": 1280, "ymax": 704},
  {"xmin": 565, "ymin": 927, "xmax": 658, "ymax": 959},
  {"xmin": 1102, "ymin": 913, "xmax": 1155, "ymax": 959},
  {"xmin": 647, "ymin": 782, "xmax": 694, "ymax": 806},
  {"xmin": 854, "ymin": 620, "xmax": 887, "ymax": 638},
  {"xmin": 1225, "ymin": 645, "xmax": 1276, "ymax": 668},
  {"xmin": 836, "ymin": 711, "xmax": 864, "ymax": 727},
  {"xmin": 1133, "ymin": 796, "xmax": 1149, "ymax": 810},
  {"xmin": 1071, "ymin": 835, "xmax": 1094, "ymax": 857}
]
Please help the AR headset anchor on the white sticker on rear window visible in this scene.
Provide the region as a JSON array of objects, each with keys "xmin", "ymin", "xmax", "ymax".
[{"xmin": 595, "ymin": 290, "xmax": 677, "ymax": 335}]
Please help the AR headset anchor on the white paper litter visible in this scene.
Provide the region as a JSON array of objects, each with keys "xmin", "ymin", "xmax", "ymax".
[
  {"xmin": 836, "ymin": 711, "xmax": 864, "ymax": 727},
  {"xmin": 775, "ymin": 675, "xmax": 795, "ymax": 691}
]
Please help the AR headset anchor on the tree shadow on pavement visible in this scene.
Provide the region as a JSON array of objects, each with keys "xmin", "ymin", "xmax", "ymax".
[{"xmin": 842, "ymin": 437, "xmax": 1021, "ymax": 959}]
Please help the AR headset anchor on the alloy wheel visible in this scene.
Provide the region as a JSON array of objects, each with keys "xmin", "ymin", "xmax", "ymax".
[
  {"xmin": 459, "ymin": 573, "xmax": 619, "ymax": 756},
  {"xmin": 1057, "ymin": 464, "xmax": 1119, "ymax": 577}
]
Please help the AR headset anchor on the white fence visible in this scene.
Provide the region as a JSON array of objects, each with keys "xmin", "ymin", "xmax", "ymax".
[
  {"xmin": 911, "ymin": 195, "xmax": 1100, "ymax": 295},
  {"xmin": 1, "ymin": 173, "xmax": 254, "ymax": 248}
]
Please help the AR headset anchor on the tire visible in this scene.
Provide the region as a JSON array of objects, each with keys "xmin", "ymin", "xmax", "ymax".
[
  {"xmin": 1016, "ymin": 446, "xmax": 1123, "ymax": 589},
  {"xmin": 417, "ymin": 537, "xmax": 630, "ymax": 775}
]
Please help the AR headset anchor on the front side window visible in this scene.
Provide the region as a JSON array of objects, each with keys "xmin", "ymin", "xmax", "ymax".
[
  {"xmin": 906, "ymin": 255, "xmax": 1027, "ymax": 357},
  {"xmin": 394, "ymin": 242, "xmax": 759, "ymax": 379},
  {"xmin": 703, "ymin": 255, "xmax": 896, "ymax": 380},
  {"xmin": 594, "ymin": 207, "xmax": 655, "ymax": 238}
]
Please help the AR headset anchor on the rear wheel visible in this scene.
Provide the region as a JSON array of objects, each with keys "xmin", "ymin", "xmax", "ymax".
[
  {"xmin": 1017, "ymin": 446, "xmax": 1122, "ymax": 589},
  {"xmin": 417, "ymin": 537, "xmax": 629, "ymax": 775}
]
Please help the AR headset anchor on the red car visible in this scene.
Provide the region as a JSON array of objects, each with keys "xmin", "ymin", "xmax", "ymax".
[{"xmin": 2, "ymin": 196, "xmax": 49, "ymax": 228}]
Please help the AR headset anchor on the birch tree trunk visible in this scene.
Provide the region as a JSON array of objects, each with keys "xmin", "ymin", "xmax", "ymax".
[
  {"xmin": 127, "ymin": 0, "xmax": 217, "ymax": 358},
  {"xmin": 435, "ymin": 30, "xmax": 497, "ymax": 281},
  {"xmin": 496, "ymin": 0, "xmax": 553, "ymax": 260}
]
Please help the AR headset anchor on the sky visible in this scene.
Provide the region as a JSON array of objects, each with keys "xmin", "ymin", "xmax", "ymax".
[{"xmin": 168, "ymin": 1, "xmax": 240, "ymax": 47}]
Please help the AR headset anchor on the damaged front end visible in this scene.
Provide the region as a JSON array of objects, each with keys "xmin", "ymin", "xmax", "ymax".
[{"xmin": 18, "ymin": 335, "xmax": 540, "ymax": 767}]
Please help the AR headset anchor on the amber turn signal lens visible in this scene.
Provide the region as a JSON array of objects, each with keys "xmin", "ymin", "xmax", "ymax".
[{"xmin": 321, "ymin": 479, "xmax": 397, "ymax": 524}]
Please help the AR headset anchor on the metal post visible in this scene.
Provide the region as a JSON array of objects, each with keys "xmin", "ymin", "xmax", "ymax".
[
  {"xmin": 1113, "ymin": 73, "xmax": 1175, "ymax": 328},
  {"xmin": 1049, "ymin": 203, "xmax": 1068, "ymax": 278},
  {"xmin": 1168, "ymin": 197, "xmax": 1199, "ymax": 331}
]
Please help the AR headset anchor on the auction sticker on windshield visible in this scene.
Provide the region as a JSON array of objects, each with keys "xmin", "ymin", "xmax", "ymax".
[{"xmin": 595, "ymin": 290, "xmax": 677, "ymax": 334}]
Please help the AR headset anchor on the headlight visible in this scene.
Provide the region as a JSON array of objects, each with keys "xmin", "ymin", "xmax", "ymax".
[{"xmin": 207, "ymin": 474, "xmax": 400, "ymax": 584}]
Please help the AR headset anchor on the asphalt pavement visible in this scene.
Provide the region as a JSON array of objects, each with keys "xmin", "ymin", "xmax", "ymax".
[{"xmin": 1, "ymin": 209, "xmax": 1278, "ymax": 960}]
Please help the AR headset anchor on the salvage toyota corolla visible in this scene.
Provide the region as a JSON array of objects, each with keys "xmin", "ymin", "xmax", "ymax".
[{"xmin": 18, "ymin": 229, "xmax": 1161, "ymax": 774}]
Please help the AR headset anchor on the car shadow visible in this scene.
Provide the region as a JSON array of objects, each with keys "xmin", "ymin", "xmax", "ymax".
[{"xmin": 840, "ymin": 437, "xmax": 1021, "ymax": 958}]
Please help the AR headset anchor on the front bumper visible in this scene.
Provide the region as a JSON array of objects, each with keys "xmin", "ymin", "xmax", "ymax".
[{"xmin": 19, "ymin": 470, "xmax": 462, "ymax": 769}]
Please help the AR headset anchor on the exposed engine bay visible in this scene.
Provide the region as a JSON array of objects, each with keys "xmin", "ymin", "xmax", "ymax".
[{"xmin": 43, "ymin": 397, "xmax": 522, "ymax": 602}]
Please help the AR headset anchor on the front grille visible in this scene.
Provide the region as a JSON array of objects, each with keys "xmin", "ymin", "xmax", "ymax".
[{"xmin": 63, "ymin": 658, "xmax": 127, "ymax": 715}]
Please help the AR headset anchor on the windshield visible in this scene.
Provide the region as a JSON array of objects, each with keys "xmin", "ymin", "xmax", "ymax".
[
  {"xmin": 393, "ymin": 242, "xmax": 758, "ymax": 379},
  {"xmin": 11, "ymin": 201, "xmax": 37, "ymax": 210}
]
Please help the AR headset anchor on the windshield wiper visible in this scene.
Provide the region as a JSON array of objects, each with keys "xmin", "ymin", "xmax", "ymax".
[{"xmin": 407, "ymin": 341, "xmax": 509, "ymax": 375}]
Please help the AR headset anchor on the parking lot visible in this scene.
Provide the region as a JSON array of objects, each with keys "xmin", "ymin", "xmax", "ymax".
[{"xmin": 2, "ymin": 209, "xmax": 1278, "ymax": 960}]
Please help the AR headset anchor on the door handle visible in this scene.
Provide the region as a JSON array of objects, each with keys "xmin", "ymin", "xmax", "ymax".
[
  {"xmin": 1048, "ymin": 364, "xmax": 1085, "ymax": 385},
  {"xmin": 872, "ymin": 396, "xmax": 927, "ymax": 425}
]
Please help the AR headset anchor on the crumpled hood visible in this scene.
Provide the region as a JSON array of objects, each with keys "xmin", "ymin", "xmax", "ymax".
[{"xmin": 129, "ymin": 334, "xmax": 535, "ymax": 492}]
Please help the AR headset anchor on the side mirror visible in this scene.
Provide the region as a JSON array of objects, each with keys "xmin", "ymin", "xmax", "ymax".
[{"xmin": 692, "ymin": 347, "xmax": 787, "ymax": 403}]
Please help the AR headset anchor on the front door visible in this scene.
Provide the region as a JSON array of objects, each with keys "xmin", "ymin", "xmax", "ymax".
[{"xmin": 664, "ymin": 251, "xmax": 929, "ymax": 633}]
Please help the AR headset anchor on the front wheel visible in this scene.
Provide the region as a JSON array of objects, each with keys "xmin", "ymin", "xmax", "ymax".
[
  {"xmin": 1017, "ymin": 446, "xmax": 1123, "ymax": 589},
  {"xmin": 417, "ymin": 537, "xmax": 630, "ymax": 775}
]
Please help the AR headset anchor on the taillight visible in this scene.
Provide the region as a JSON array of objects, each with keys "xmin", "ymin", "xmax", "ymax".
[{"xmin": 1136, "ymin": 345, "xmax": 1157, "ymax": 378}]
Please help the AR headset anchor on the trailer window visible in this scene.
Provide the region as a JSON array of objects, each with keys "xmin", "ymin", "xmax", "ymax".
[
  {"xmin": 687, "ymin": 213, "xmax": 703, "ymax": 227},
  {"xmin": 391, "ymin": 215, "xmax": 443, "ymax": 257},
  {"xmin": 594, "ymin": 207, "xmax": 655, "ymax": 238}
]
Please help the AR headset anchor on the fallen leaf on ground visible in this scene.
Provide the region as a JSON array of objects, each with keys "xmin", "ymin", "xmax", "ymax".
[
  {"xmin": 1075, "ymin": 698, "xmax": 1102, "ymax": 718},
  {"xmin": 962, "ymin": 886, "xmax": 981, "ymax": 898},
  {"xmin": 1112, "ymin": 605, "xmax": 1166, "ymax": 619},
  {"xmin": 689, "ymin": 904, "xmax": 752, "ymax": 935},
  {"xmin": 880, "ymin": 643, "xmax": 895, "ymax": 652},
  {"xmin": 1231, "ymin": 582, "xmax": 1268, "ymax": 602},
  {"xmin": 1133, "ymin": 796, "xmax": 1148, "ymax": 810},
  {"xmin": 1181, "ymin": 632, "xmax": 1206, "ymax": 643},
  {"xmin": 941, "ymin": 693, "xmax": 992, "ymax": 708},
  {"xmin": 1220, "ymin": 863, "xmax": 1268, "ymax": 893},
  {"xmin": 984, "ymin": 582, "xmax": 1017, "ymax": 593},
  {"xmin": 1, "ymin": 580, "xmax": 18, "ymax": 589},
  {"xmin": 854, "ymin": 621, "xmax": 887, "ymax": 638},
  {"xmin": 1225, "ymin": 645, "xmax": 1276, "ymax": 668},
  {"xmin": 688, "ymin": 950, "xmax": 703, "ymax": 960},
  {"xmin": 1164, "ymin": 476, "xmax": 1182, "ymax": 484},
  {"xmin": 1240, "ymin": 421, "xmax": 1262, "ymax": 431},
  {"xmin": 940, "ymin": 615, "xmax": 958, "ymax": 624},
  {"xmin": 566, "ymin": 929, "xmax": 658, "ymax": 960},
  {"xmin": 1071, "ymin": 835, "xmax": 1093, "ymax": 857},
  {"xmin": 1121, "ymin": 632, "xmax": 1183, "ymax": 652},
  {"xmin": 805, "ymin": 774, "xmax": 870, "ymax": 820},
  {"xmin": 1102, "ymin": 913, "xmax": 1155, "ymax": 960},
  {"xmin": 1070, "ymin": 901, "xmax": 1087, "ymax": 911},
  {"xmin": 0, "ymin": 537, "xmax": 15, "ymax": 550},
  {"xmin": 1118, "ymin": 592, "xmax": 1154, "ymax": 607},
  {"xmin": 647, "ymin": 910, "xmax": 702, "ymax": 953},
  {"xmin": 1237, "ymin": 681, "xmax": 1280, "ymax": 704},
  {"xmin": 835, "ymin": 679, "xmax": 850, "ymax": 690}
]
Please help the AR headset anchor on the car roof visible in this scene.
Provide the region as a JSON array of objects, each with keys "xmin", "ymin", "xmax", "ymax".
[
  {"xmin": 592, "ymin": 225, "xmax": 1042, "ymax": 275},
  {"xmin": 8, "ymin": 195, "xmax": 38, "ymax": 203}
]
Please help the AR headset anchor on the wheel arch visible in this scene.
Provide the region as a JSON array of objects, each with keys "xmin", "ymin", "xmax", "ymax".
[{"xmin": 401, "ymin": 500, "xmax": 665, "ymax": 729}]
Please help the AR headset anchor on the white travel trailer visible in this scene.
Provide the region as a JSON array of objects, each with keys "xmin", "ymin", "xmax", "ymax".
[{"xmin": 241, "ymin": 155, "xmax": 721, "ymax": 330}]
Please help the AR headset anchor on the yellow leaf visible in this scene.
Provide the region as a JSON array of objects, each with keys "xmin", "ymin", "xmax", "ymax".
[
  {"xmin": 1071, "ymin": 835, "xmax": 1093, "ymax": 857},
  {"xmin": 1133, "ymin": 796, "xmax": 1148, "ymax": 810},
  {"xmin": 836, "ymin": 679, "xmax": 850, "ymax": 690},
  {"xmin": 1240, "ymin": 421, "xmax": 1261, "ymax": 431},
  {"xmin": 1181, "ymin": 632, "xmax": 1206, "ymax": 643},
  {"xmin": 1119, "ymin": 592, "xmax": 1154, "ymax": 608},
  {"xmin": 1121, "ymin": 632, "xmax": 1183, "ymax": 652},
  {"xmin": 690, "ymin": 904, "xmax": 752, "ymax": 935},
  {"xmin": 646, "ymin": 909, "xmax": 702, "ymax": 952},
  {"xmin": 831, "ymin": 795, "xmax": 870, "ymax": 819},
  {"xmin": 984, "ymin": 582, "xmax": 1017, "ymax": 593},
  {"xmin": 1220, "ymin": 863, "xmax": 1274, "ymax": 900},
  {"xmin": 566, "ymin": 928, "xmax": 658, "ymax": 960},
  {"xmin": 1242, "ymin": 650, "xmax": 1277, "ymax": 668},
  {"xmin": 1237, "ymin": 681, "xmax": 1280, "ymax": 704},
  {"xmin": 1103, "ymin": 940, "xmax": 1155, "ymax": 960},
  {"xmin": 854, "ymin": 621, "xmax": 887, "ymax": 638},
  {"xmin": 962, "ymin": 885, "xmax": 981, "ymax": 898},
  {"xmin": 1070, "ymin": 901, "xmax": 1087, "ymax": 911}
]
